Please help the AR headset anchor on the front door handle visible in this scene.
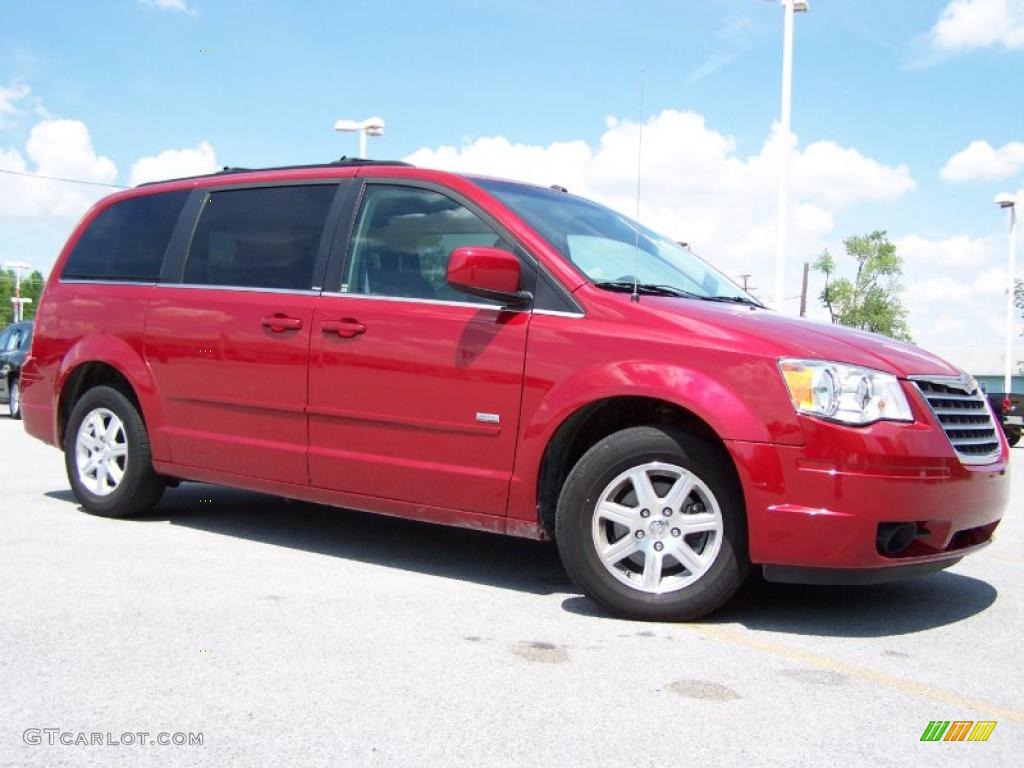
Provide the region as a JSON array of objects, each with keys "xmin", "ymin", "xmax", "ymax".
[
  {"xmin": 322, "ymin": 319, "xmax": 366, "ymax": 338},
  {"xmin": 261, "ymin": 314, "xmax": 303, "ymax": 332}
]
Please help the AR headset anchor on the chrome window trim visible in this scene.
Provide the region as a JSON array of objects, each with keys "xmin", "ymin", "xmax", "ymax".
[
  {"xmin": 319, "ymin": 291, "xmax": 526, "ymax": 312},
  {"xmin": 156, "ymin": 283, "xmax": 320, "ymax": 296},
  {"xmin": 59, "ymin": 279, "xmax": 159, "ymax": 287},
  {"xmin": 532, "ymin": 308, "xmax": 585, "ymax": 319}
]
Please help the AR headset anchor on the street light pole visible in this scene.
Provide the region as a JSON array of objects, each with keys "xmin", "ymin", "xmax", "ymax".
[
  {"xmin": 774, "ymin": 0, "xmax": 808, "ymax": 311},
  {"xmin": 3, "ymin": 261, "xmax": 31, "ymax": 322},
  {"xmin": 333, "ymin": 116, "xmax": 386, "ymax": 159},
  {"xmin": 995, "ymin": 193, "xmax": 1019, "ymax": 396}
]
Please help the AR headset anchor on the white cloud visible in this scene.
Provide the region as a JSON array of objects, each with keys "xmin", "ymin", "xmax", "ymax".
[
  {"xmin": 0, "ymin": 119, "xmax": 118, "ymax": 219},
  {"xmin": 140, "ymin": 0, "xmax": 198, "ymax": 16},
  {"xmin": 0, "ymin": 82, "xmax": 31, "ymax": 128},
  {"xmin": 406, "ymin": 109, "xmax": 915, "ymax": 292},
  {"xmin": 898, "ymin": 233, "xmax": 1018, "ymax": 353},
  {"xmin": 931, "ymin": 0, "xmax": 1024, "ymax": 51},
  {"xmin": 940, "ymin": 140, "xmax": 1024, "ymax": 181},
  {"xmin": 128, "ymin": 141, "xmax": 218, "ymax": 186}
]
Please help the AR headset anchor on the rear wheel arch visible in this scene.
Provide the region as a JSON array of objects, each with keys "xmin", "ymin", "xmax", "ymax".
[{"xmin": 58, "ymin": 361, "xmax": 147, "ymax": 448}]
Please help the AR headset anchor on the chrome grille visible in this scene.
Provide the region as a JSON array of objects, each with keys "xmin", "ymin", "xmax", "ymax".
[{"xmin": 911, "ymin": 375, "xmax": 1001, "ymax": 465}]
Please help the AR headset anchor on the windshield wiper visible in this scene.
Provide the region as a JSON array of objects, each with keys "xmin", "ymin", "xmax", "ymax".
[
  {"xmin": 594, "ymin": 281, "xmax": 699, "ymax": 298},
  {"xmin": 699, "ymin": 295, "xmax": 765, "ymax": 308}
]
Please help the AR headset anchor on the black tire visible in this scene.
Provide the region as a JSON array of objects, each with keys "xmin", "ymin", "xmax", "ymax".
[
  {"xmin": 1008, "ymin": 429, "xmax": 1021, "ymax": 447},
  {"xmin": 8, "ymin": 379, "xmax": 20, "ymax": 419},
  {"xmin": 64, "ymin": 385, "xmax": 164, "ymax": 518},
  {"xmin": 555, "ymin": 426, "xmax": 749, "ymax": 621}
]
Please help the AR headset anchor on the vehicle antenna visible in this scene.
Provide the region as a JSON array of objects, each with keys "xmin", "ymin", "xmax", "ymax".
[{"xmin": 632, "ymin": 70, "xmax": 644, "ymax": 303}]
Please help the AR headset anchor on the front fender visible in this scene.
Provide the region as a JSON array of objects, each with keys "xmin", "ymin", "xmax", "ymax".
[
  {"xmin": 57, "ymin": 334, "xmax": 169, "ymax": 460},
  {"xmin": 507, "ymin": 358, "xmax": 804, "ymax": 522}
]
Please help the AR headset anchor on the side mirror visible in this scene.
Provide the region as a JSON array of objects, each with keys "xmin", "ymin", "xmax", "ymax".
[{"xmin": 446, "ymin": 246, "xmax": 532, "ymax": 308}]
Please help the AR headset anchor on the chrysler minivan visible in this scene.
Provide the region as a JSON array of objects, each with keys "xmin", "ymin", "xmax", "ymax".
[{"xmin": 20, "ymin": 159, "xmax": 1010, "ymax": 620}]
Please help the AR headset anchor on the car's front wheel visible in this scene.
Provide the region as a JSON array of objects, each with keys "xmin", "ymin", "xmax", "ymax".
[
  {"xmin": 556, "ymin": 426, "xmax": 748, "ymax": 621},
  {"xmin": 8, "ymin": 379, "xmax": 20, "ymax": 419},
  {"xmin": 64, "ymin": 386, "xmax": 165, "ymax": 517}
]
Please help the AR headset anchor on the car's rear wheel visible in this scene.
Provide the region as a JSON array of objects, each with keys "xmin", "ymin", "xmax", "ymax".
[
  {"xmin": 1008, "ymin": 428, "xmax": 1021, "ymax": 447},
  {"xmin": 64, "ymin": 386, "xmax": 164, "ymax": 517},
  {"xmin": 556, "ymin": 426, "xmax": 748, "ymax": 621},
  {"xmin": 8, "ymin": 379, "xmax": 20, "ymax": 419}
]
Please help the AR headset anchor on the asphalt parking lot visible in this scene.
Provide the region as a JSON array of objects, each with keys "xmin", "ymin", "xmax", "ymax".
[{"xmin": 0, "ymin": 416, "xmax": 1021, "ymax": 767}]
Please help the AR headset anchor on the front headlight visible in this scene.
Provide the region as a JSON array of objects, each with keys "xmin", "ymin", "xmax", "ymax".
[{"xmin": 778, "ymin": 358, "xmax": 913, "ymax": 425}]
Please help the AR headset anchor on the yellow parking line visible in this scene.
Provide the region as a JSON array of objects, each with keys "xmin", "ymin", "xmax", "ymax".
[{"xmin": 690, "ymin": 624, "xmax": 1024, "ymax": 723}]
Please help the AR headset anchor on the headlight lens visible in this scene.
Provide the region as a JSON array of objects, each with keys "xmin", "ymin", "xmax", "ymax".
[{"xmin": 778, "ymin": 358, "xmax": 913, "ymax": 425}]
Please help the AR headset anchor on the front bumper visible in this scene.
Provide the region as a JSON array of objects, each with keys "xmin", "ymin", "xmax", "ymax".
[{"xmin": 727, "ymin": 414, "xmax": 1009, "ymax": 576}]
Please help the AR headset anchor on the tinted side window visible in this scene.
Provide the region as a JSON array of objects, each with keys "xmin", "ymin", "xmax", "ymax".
[
  {"xmin": 343, "ymin": 185, "xmax": 511, "ymax": 303},
  {"xmin": 62, "ymin": 190, "xmax": 189, "ymax": 281},
  {"xmin": 184, "ymin": 185, "xmax": 336, "ymax": 290}
]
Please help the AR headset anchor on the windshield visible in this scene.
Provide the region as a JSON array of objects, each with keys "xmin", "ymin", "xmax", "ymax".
[{"xmin": 475, "ymin": 179, "xmax": 756, "ymax": 303}]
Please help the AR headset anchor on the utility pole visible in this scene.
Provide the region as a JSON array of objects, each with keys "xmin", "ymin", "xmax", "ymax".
[
  {"xmin": 738, "ymin": 274, "xmax": 753, "ymax": 292},
  {"xmin": 799, "ymin": 261, "xmax": 809, "ymax": 317}
]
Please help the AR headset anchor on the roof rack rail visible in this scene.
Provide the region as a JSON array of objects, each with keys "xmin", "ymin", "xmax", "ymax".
[{"xmin": 137, "ymin": 157, "xmax": 413, "ymax": 187}]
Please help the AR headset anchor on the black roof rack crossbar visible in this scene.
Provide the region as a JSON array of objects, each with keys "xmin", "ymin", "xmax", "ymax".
[{"xmin": 137, "ymin": 157, "xmax": 412, "ymax": 187}]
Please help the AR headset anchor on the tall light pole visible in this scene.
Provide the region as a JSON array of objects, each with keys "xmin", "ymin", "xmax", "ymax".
[
  {"xmin": 333, "ymin": 116, "xmax": 385, "ymax": 159},
  {"xmin": 773, "ymin": 0, "xmax": 809, "ymax": 311},
  {"xmin": 995, "ymin": 193, "xmax": 1019, "ymax": 396},
  {"xmin": 3, "ymin": 260, "xmax": 31, "ymax": 322}
]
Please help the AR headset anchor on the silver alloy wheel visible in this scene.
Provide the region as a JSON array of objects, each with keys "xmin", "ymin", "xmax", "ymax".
[
  {"xmin": 9, "ymin": 381, "xmax": 18, "ymax": 417},
  {"xmin": 591, "ymin": 461, "xmax": 724, "ymax": 594},
  {"xmin": 75, "ymin": 407, "xmax": 128, "ymax": 497}
]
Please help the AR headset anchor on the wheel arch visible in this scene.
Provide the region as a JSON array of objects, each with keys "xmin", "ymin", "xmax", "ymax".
[
  {"xmin": 56, "ymin": 336, "xmax": 165, "ymax": 456},
  {"xmin": 534, "ymin": 393, "xmax": 742, "ymax": 539}
]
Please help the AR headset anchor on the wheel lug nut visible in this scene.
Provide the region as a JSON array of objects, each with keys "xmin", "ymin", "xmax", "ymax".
[
  {"xmin": 662, "ymin": 508, "xmax": 672, "ymax": 517},
  {"xmin": 635, "ymin": 530, "xmax": 645, "ymax": 539},
  {"xmin": 671, "ymin": 528, "xmax": 681, "ymax": 537},
  {"xmin": 653, "ymin": 541, "xmax": 664, "ymax": 551},
  {"xmin": 640, "ymin": 509, "xmax": 650, "ymax": 518}
]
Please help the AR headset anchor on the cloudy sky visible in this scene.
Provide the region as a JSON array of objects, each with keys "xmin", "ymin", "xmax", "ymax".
[{"xmin": 1, "ymin": 0, "xmax": 1022, "ymax": 363}]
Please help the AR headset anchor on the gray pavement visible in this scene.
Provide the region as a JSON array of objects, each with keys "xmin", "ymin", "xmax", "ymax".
[{"xmin": 0, "ymin": 415, "xmax": 1021, "ymax": 767}]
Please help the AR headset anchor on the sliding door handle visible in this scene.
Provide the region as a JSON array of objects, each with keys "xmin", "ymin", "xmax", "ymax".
[{"xmin": 261, "ymin": 315, "xmax": 303, "ymax": 332}]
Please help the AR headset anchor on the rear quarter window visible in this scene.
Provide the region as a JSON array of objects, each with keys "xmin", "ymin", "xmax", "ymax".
[{"xmin": 62, "ymin": 190, "xmax": 190, "ymax": 281}]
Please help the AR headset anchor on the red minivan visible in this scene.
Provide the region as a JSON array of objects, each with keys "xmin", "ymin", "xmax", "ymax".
[{"xmin": 20, "ymin": 159, "xmax": 1010, "ymax": 620}]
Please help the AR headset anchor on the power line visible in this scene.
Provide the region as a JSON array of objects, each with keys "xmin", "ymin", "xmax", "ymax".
[{"xmin": 0, "ymin": 168, "xmax": 127, "ymax": 189}]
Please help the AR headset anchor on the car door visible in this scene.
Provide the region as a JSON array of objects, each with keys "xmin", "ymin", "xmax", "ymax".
[
  {"xmin": 307, "ymin": 181, "xmax": 532, "ymax": 516},
  {"xmin": 145, "ymin": 181, "xmax": 346, "ymax": 485}
]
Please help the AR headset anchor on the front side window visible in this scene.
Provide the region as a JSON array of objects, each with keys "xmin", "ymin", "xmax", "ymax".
[
  {"xmin": 62, "ymin": 190, "xmax": 189, "ymax": 281},
  {"xmin": 343, "ymin": 185, "xmax": 511, "ymax": 303},
  {"xmin": 184, "ymin": 184, "xmax": 337, "ymax": 290},
  {"xmin": 2, "ymin": 328, "xmax": 19, "ymax": 352},
  {"xmin": 476, "ymin": 179, "xmax": 757, "ymax": 303}
]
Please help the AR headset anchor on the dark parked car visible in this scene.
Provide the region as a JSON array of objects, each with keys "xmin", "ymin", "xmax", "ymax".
[
  {"xmin": 985, "ymin": 391, "xmax": 1022, "ymax": 447},
  {"xmin": 0, "ymin": 320, "xmax": 33, "ymax": 419}
]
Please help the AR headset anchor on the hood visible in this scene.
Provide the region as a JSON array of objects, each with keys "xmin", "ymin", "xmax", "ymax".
[{"xmin": 637, "ymin": 297, "xmax": 960, "ymax": 378}]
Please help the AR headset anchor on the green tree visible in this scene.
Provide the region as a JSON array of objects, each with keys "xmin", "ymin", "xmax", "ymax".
[
  {"xmin": 0, "ymin": 269, "xmax": 45, "ymax": 325},
  {"xmin": 813, "ymin": 231, "xmax": 912, "ymax": 342}
]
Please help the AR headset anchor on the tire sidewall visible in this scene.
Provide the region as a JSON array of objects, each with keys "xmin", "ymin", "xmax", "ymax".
[
  {"xmin": 8, "ymin": 379, "xmax": 19, "ymax": 419},
  {"xmin": 64, "ymin": 387, "xmax": 151, "ymax": 516},
  {"xmin": 557, "ymin": 427, "xmax": 748, "ymax": 620}
]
